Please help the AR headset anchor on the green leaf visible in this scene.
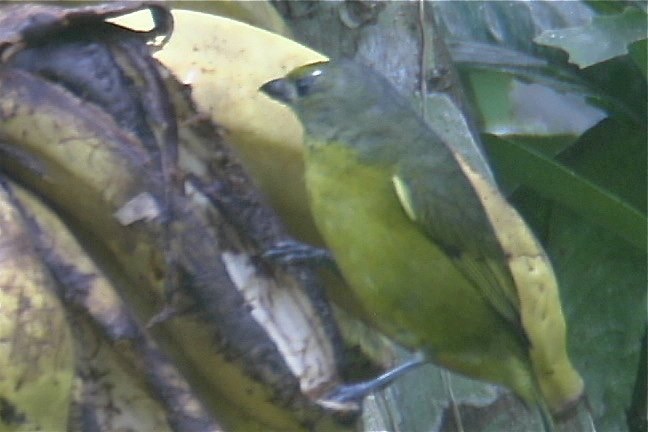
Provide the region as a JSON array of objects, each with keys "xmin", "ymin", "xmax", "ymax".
[
  {"xmin": 514, "ymin": 186, "xmax": 646, "ymax": 432},
  {"xmin": 534, "ymin": 8, "xmax": 648, "ymax": 68},
  {"xmin": 510, "ymin": 115, "xmax": 647, "ymax": 428},
  {"xmin": 499, "ymin": 117, "xmax": 647, "ymax": 428},
  {"xmin": 628, "ymin": 38, "xmax": 647, "ymax": 78},
  {"xmin": 421, "ymin": 92, "xmax": 496, "ymax": 184},
  {"xmin": 435, "ymin": 1, "xmax": 595, "ymax": 63},
  {"xmin": 483, "ymin": 130, "xmax": 646, "ymax": 251},
  {"xmin": 556, "ymin": 219, "xmax": 646, "ymax": 432},
  {"xmin": 557, "ymin": 118, "xmax": 646, "ymax": 212}
]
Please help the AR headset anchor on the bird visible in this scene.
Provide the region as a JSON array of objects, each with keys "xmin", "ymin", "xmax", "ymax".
[{"xmin": 260, "ymin": 59, "xmax": 583, "ymax": 429}]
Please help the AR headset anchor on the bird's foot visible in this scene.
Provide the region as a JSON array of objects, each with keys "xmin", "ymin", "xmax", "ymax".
[
  {"xmin": 324, "ymin": 353, "xmax": 426, "ymax": 403},
  {"xmin": 263, "ymin": 240, "xmax": 336, "ymax": 268}
]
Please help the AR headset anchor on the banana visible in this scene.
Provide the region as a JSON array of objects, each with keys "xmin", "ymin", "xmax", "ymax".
[
  {"xmin": 114, "ymin": 9, "xmax": 328, "ymax": 245},
  {"xmin": 112, "ymin": 5, "xmax": 370, "ymax": 340},
  {"xmin": 9, "ymin": 182, "xmax": 219, "ymax": 432},
  {"xmin": 0, "ymin": 179, "xmax": 74, "ymax": 432},
  {"xmin": 0, "ymin": 5, "xmax": 352, "ymax": 430},
  {"xmin": 112, "ymin": 9, "xmax": 373, "ymax": 321}
]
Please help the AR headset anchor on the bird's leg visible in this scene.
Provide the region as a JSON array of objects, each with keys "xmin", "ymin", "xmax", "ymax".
[
  {"xmin": 324, "ymin": 353, "xmax": 426, "ymax": 403},
  {"xmin": 263, "ymin": 239, "xmax": 338, "ymax": 270}
]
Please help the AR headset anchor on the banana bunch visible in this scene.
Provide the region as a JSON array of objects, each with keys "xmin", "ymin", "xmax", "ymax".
[{"xmin": 0, "ymin": 3, "xmax": 356, "ymax": 431}]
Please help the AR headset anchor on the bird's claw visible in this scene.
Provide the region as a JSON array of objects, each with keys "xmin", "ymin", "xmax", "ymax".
[
  {"xmin": 263, "ymin": 240, "xmax": 335, "ymax": 266},
  {"xmin": 323, "ymin": 353, "xmax": 426, "ymax": 403}
]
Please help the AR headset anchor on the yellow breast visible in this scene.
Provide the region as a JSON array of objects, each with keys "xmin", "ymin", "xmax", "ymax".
[{"xmin": 303, "ymin": 143, "xmax": 535, "ymax": 395}]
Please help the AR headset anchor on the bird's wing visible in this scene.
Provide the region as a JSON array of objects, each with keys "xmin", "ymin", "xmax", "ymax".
[
  {"xmin": 392, "ymin": 156, "xmax": 522, "ymax": 329},
  {"xmin": 393, "ymin": 144, "xmax": 584, "ymax": 413}
]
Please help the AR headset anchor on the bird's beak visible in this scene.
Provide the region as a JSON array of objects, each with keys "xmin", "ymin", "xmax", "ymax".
[{"xmin": 259, "ymin": 78, "xmax": 296, "ymax": 104}]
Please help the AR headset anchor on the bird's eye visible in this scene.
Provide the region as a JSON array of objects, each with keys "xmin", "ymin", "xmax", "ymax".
[{"xmin": 295, "ymin": 69, "xmax": 322, "ymax": 97}]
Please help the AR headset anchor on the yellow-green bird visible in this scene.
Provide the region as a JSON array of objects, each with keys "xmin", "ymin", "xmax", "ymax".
[{"xmin": 260, "ymin": 59, "xmax": 583, "ymax": 427}]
